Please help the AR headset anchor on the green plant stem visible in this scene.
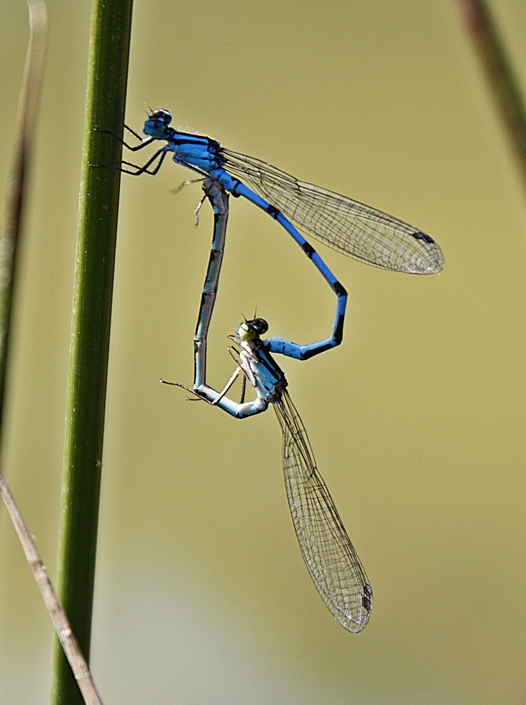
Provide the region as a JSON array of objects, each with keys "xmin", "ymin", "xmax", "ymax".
[
  {"xmin": 0, "ymin": 3, "xmax": 104, "ymax": 701},
  {"xmin": 51, "ymin": 1, "xmax": 134, "ymax": 704},
  {"xmin": 456, "ymin": 0, "xmax": 526, "ymax": 195}
]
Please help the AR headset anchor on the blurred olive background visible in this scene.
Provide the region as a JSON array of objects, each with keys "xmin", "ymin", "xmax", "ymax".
[{"xmin": 1, "ymin": 1, "xmax": 526, "ymax": 703}]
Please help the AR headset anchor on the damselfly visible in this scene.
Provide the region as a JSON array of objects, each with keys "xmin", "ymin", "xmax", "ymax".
[
  {"xmin": 163, "ymin": 180, "xmax": 372, "ymax": 632},
  {"xmin": 107, "ymin": 108, "xmax": 444, "ymax": 279},
  {"xmin": 169, "ymin": 313, "xmax": 373, "ymax": 633}
]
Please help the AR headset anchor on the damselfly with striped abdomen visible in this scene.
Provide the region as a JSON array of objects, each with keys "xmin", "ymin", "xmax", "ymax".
[
  {"xmin": 102, "ymin": 109, "xmax": 443, "ymax": 359},
  {"xmin": 113, "ymin": 109, "xmax": 444, "ymax": 277},
  {"xmin": 167, "ymin": 313, "xmax": 373, "ymax": 633},
  {"xmin": 163, "ymin": 180, "xmax": 372, "ymax": 632}
]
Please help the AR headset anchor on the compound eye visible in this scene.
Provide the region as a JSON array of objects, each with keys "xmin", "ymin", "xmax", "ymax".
[
  {"xmin": 150, "ymin": 109, "xmax": 172, "ymax": 125},
  {"xmin": 249, "ymin": 318, "xmax": 268, "ymax": 335}
]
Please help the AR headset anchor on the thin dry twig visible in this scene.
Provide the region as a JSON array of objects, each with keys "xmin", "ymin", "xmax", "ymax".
[{"xmin": 0, "ymin": 473, "xmax": 105, "ymax": 705}]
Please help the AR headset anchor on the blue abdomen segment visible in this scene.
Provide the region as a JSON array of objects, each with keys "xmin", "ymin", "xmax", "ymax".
[
  {"xmin": 213, "ymin": 178, "xmax": 348, "ymax": 359},
  {"xmin": 165, "ymin": 138, "xmax": 349, "ymax": 358},
  {"xmin": 267, "ymin": 330, "xmax": 344, "ymax": 361}
]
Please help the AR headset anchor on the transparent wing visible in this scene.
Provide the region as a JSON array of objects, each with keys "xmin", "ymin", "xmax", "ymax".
[
  {"xmin": 223, "ymin": 148, "xmax": 444, "ymax": 274},
  {"xmin": 274, "ymin": 391, "xmax": 372, "ymax": 633}
]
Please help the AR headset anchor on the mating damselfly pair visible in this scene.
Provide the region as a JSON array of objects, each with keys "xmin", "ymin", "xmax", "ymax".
[{"xmin": 104, "ymin": 110, "xmax": 443, "ymax": 632}]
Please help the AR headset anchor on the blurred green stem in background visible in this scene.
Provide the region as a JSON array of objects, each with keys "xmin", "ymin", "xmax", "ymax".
[
  {"xmin": 50, "ymin": 1, "xmax": 134, "ymax": 704},
  {"xmin": 0, "ymin": 0, "xmax": 47, "ymax": 430},
  {"xmin": 456, "ymin": 0, "xmax": 526, "ymax": 196}
]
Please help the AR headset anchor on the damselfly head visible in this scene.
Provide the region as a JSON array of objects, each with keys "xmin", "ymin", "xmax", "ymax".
[
  {"xmin": 238, "ymin": 318, "xmax": 268, "ymax": 340},
  {"xmin": 143, "ymin": 109, "xmax": 172, "ymax": 137}
]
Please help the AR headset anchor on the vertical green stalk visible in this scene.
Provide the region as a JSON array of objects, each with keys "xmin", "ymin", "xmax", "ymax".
[{"xmin": 51, "ymin": 2, "xmax": 133, "ymax": 704}]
